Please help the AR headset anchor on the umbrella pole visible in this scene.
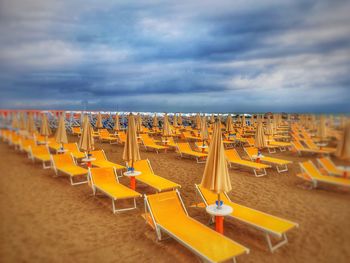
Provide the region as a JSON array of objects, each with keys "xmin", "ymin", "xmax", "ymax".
[{"xmin": 130, "ymin": 160, "xmax": 136, "ymax": 190}]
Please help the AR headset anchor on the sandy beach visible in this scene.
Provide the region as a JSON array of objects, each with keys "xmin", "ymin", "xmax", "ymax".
[{"xmin": 0, "ymin": 135, "xmax": 349, "ymax": 263}]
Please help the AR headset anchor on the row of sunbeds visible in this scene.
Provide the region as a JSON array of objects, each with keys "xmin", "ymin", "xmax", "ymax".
[{"xmin": 0, "ymin": 128, "xmax": 302, "ymax": 262}]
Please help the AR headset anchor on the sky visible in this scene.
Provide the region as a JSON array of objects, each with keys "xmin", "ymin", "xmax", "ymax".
[{"xmin": 0, "ymin": 0, "xmax": 349, "ymax": 113}]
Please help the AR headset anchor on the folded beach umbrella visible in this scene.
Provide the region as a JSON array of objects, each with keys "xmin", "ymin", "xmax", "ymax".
[
  {"xmin": 162, "ymin": 114, "xmax": 172, "ymax": 137},
  {"xmin": 79, "ymin": 114, "xmax": 94, "ymax": 154},
  {"xmin": 40, "ymin": 113, "xmax": 52, "ymax": 139},
  {"xmin": 19, "ymin": 112, "xmax": 27, "ymax": 131},
  {"xmin": 173, "ymin": 114, "xmax": 178, "ymax": 128},
  {"xmin": 55, "ymin": 113, "xmax": 68, "ymax": 148},
  {"xmin": 201, "ymin": 120, "xmax": 231, "ymax": 202},
  {"xmin": 136, "ymin": 113, "xmax": 142, "ymax": 133},
  {"xmin": 242, "ymin": 115, "xmax": 246, "ymax": 127},
  {"xmin": 177, "ymin": 113, "xmax": 183, "ymax": 125},
  {"xmin": 123, "ymin": 114, "xmax": 141, "ymax": 168},
  {"xmin": 153, "ymin": 113, "xmax": 158, "ymax": 129},
  {"xmin": 210, "ymin": 114, "xmax": 215, "ymax": 124},
  {"xmin": 336, "ymin": 121, "xmax": 350, "ymax": 160},
  {"xmin": 226, "ymin": 115, "xmax": 234, "ymax": 133},
  {"xmin": 317, "ymin": 115, "xmax": 327, "ymax": 141},
  {"xmin": 255, "ymin": 119, "xmax": 267, "ymax": 148},
  {"xmin": 196, "ymin": 113, "xmax": 201, "ymax": 130},
  {"xmin": 114, "ymin": 114, "xmax": 120, "ymax": 132},
  {"xmin": 11, "ymin": 113, "xmax": 19, "ymax": 130},
  {"xmin": 265, "ymin": 119, "xmax": 274, "ymax": 138},
  {"xmin": 96, "ymin": 112, "xmax": 103, "ymax": 129},
  {"xmin": 200, "ymin": 116, "xmax": 209, "ymax": 142},
  {"xmin": 27, "ymin": 113, "xmax": 37, "ymax": 135}
]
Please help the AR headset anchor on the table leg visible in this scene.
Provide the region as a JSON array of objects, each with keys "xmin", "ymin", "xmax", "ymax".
[
  {"xmin": 87, "ymin": 161, "xmax": 92, "ymax": 168},
  {"xmin": 130, "ymin": 176, "xmax": 136, "ymax": 190},
  {"xmin": 215, "ymin": 216, "xmax": 224, "ymax": 234}
]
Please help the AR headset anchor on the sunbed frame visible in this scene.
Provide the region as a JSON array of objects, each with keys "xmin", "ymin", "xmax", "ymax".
[{"xmin": 195, "ymin": 185, "xmax": 298, "ymax": 252}]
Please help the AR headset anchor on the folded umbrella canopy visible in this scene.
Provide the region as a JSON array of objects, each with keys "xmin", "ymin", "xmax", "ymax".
[
  {"xmin": 40, "ymin": 113, "xmax": 52, "ymax": 138},
  {"xmin": 55, "ymin": 113, "xmax": 68, "ymax": 148},
  {"xmin": 226, "ymin": 115, "xmax": 234, "ymax": 134},
  {"xmin": 162, "ymin": 114, "xmax": 172, "ymax": 137},
  {"xmin": 177, "ymin": 113, "xmax": 183, "ymax": 126},
  {"xmin": 136, "ymin": 113, "xmax": 142, "ymax": 134},
  {"xmin": 11, "ymin": 113, "xmax": 19, "ymax": 130},
  {"xmin": 195, "ymin": 113, "xmax": 201, "ymax": 130},
  {"xmin": 317, "ymin": 115, "xmax": 327, "ymax": 141},
  {"xmin": 242, "ymin": 114, "xmax": 246, "ymax": 127},
  {"xmin": 153, "ymin": 113, "xmax": 158, "ymax": 129},
  {"xmin": 26, "ymin": 113, "xmax": 37, "ymax": 135},
  {"xmin": 254, "ymin": 119, "xmax": 267, "ymax": 148},
  {"xmin": 201, "ymin": 120, "xmax": 232, "ymax": 203},
  {"xmin": 200, "ymin": 116, "xmax": 209, "ymax": 142},
  {"xmin": 114, "ymin": 113, "xmax": 120, "ymax": 132},
  {"xmin": 173, "ymin": 114, "xmax": 178, "ymax": 128},
  {"xmin": 123, "ymin": 114, "xmax": 141, "ymax": 168},
  {"xmin": 19, "ymin": 112, "xmax": 27, "ymax": 131},
  {"xmin": 96, "ymin": 112, "xmax": 103, "ymax": 129},
  {"xmin": 79, "ymin": 114, "xmax": 94, "ymax": 153},
  {"xmin": 265, "ymin": 118, "xmax": 274, "ymax": 138},
  {"xmin": 210, "ymin": 114, "xmax": 215, "ymax": 124},
  {"xmin": 335, "ymin": 121, "xmax": 350, "ymax": 161}
]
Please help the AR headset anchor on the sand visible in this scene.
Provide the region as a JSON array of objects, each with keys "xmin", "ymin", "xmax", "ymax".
[{"xmin": 1, "ymin": 135, "xmax": 350, "ymax": 263}]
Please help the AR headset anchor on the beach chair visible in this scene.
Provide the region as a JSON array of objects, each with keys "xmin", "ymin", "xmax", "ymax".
[
  {"xmin": 195, "ymin": 185, "xmax": 298, "ymax": 252},
  {"xmin": 116, "ymin": 131, "xmax": 127, "ymax": 145},
  {"xmin": 88, "ymin": 167, "xmax": 141, "ymax": 213},
  {"xmin": 144, "ymin": 190, "xmax": 249, "ymax": 263},
  {"xmin": 89, "ymin": 150, "xmax": 125, "ymax": 175},
  {"xmin": 64, "ymin": 143, "xmax": 85, "ymax": 160},
  {"xmin": 9, "ymin": 133, "xmax": 22, "ymax": 149},
  {"xmin": 176, "ymin": 142, "xmax": 207, "ymax": 163},
  {"xmin": 225, "ymin": 149, "xmax": 270, "ymax": 177},
  {"xmin": 246, "ymin": 137, "xmax": 279, "ymax": 154},
  {"xmin": 19, "ymin": 138, "xmax": 36, "ymax": 155},
  {"xmin": 303, "ymin": 139, "xmax": 336, "ymax": 154},
  {"xmin": 317, "ymin": 157, "xmax": 347, "ymax": 177},
  {"xmin": 291, "ymin": 140, "xmax": 329, "ymax": 155},
  {"xmin": 244, "ymin": 147, "xmax": 292, "ymax": 173},
  {"xmin": 140, "ymin": 134, "xmax": 167, "ymax": 153},
  {"xmin": 51, "ymin": 153, "xmax": 88, "ymax": 185},
  {"xmin": 71, "ymin": 126, "xmax": 81, "ymax": 136},
  {"xmin": 266, "ymin": 139, "xmax": 291, "ymax": 152},
  {"xmin": 29, "ymin": 145, "xmax": 52, "ymax": 169},
  {"xmin": 298, "ymin": 161, "xmax": 350, "ymax": 189},
  {"xmin": 98, "ymin": 129, "xmax": 118, "ymax": 144},
  {"xmin": 132, "ymin": 159, "xmax": 181, "ymax": 192}
]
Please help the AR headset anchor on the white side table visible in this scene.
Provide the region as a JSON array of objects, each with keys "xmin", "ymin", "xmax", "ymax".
[
  {"xmin": 124, "ymin": 171, "xmax": 142, "ymax": 190},
  {"xmin": 206, "ymin": 204, "xmax": 233, "ymax": 234},
  {"xmin": 82, "ymin": 157, "xmax": 96, "ymax": 168}
]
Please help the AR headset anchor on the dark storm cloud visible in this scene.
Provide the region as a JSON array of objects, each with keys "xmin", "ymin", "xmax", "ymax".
[{"xmin": 0, "ymin": 0, "xmax": 349, "ymax": 112}]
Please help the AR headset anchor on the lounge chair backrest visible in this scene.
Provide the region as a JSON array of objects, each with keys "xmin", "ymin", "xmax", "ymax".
[
  {"xmin": 246, "ymin": 137, "xmax": 255, "ymax": 146},
  {"xmin": 292, "ymin": 140, "xmax": 304, "ymax": 149},
  {"xmin": 147, "ymin": 191, "xmax": 187, "ymax": 222},
  {"xmin": 245, "ymin": 147, "xmax": 257, "ymax": 157},
  {"xmin": 177, "ymin": 142, "xmax": 192, "ymax": 152},
  {"xmin": 225, "ymin": 149, "xmax": 241, "ymax": 160},
  {"xmin": 90, "ymin": 150, "xmax": 106, "ymax": 161},
  {"xmin": 52, "ymin": 153, "xmax": 75, "ymax": 167},
  {"xmin": 89, "ymin": 167, "xmax": 118, "ymax": 185},
  {"xmin": 300, "ymin": 161, "xmax": 321, "ymax": 179},
  {"xmin": 31, "ymin": 145, "xmax": 49, "ymax": 155},
  {"xmin": 22, "ymin": 139, "xmax": 36, "ymax": 149},
  {"xmin": 64, "ymin": 143, "xmax": 80, "ymax": 153},
  {"xmin": 318, "ymin": 158, "xmax": 335, "ymax": 171},
  {"xmin": 304, "ymin": 139, "xmax": 317, "ymax": 149},
  {"xmin": 134, "ymin": 159, "xmax": 153, "ymax": 174},
  {"xmin": 197, "ymin": 185, "xmax": 230, "ymax": 205}
]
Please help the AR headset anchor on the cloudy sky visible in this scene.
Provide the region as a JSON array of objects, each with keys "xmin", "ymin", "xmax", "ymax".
[{"xmin": 0, "ymin": 0, "xmax": 349, "ymax": 113}]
